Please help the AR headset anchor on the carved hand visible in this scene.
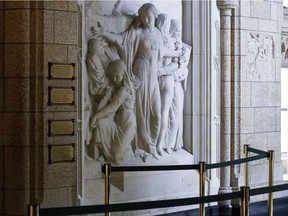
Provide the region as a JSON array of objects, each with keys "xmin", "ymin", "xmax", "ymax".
[
  {"xmin": 90, "ymin": 114, "xmax": 98, "ymax": 128},
  {"xmin": 92, "ymin": 26, "xmax": 106, "ymax": 36}
]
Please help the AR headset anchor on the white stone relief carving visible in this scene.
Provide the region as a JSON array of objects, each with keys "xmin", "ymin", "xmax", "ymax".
[
  {"xmin": 246, "ymin": 32, "xmax": 275, "ymax": 79},
  {"xmin": 213, "ymin": 115, "xmax": 220, "ymax": 125},
  {"xmin": 281, "ymin": 34, "xmax": 288, "ymax": 61},
  {"xmin": 213, "ymin": 56, "xmax": 220, "ymax": 72},
  {"xmin": 84, "ymin": 1, "xmax": 190, "ymax": 165}
]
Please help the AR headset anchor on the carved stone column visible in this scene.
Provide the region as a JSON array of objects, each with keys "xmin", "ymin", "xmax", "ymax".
[{"xmin": 217, "ymin": 0, "xmax": 237, "ymax": 207}]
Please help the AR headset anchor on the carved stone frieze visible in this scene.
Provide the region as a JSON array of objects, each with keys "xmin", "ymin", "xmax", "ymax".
[
  {"xmin": 246, "ymin": 32, "xmax": 275, "ymax": 80},
  {"xmin": 83, "ymin": 1, "xmax": 190, "ymax": 165}
]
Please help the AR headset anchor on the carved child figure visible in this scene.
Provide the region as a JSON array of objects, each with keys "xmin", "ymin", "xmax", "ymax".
[{"xmin": 90, "ymin": 59, "xmax": 136, "ymax": 165}]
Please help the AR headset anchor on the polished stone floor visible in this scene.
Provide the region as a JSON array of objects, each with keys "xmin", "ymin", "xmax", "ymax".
[{"xmin": 162, "ymin": 197, "xmax": 288, "ymax": 216}]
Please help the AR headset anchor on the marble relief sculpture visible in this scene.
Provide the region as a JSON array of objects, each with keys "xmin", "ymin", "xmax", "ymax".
[
  {"xmin": 167, "ymin": 19, "xmax": 191, "ymax": 151},
  {"xmin": 85, "ymin": 2, "xmax": 191, "ymax": 164},
  {"xmin": 89, "ymin": 60, "xmax": 136, "ymax": 165}
]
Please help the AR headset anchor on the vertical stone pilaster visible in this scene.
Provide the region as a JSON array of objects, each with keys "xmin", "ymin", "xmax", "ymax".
[{"xmin": 217, "ymin": 0, "xmax": 237, "ymax": 207}]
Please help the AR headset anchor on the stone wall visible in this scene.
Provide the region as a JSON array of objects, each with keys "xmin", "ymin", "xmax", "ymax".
[
  {"xmin": 236, "ymin": 0, "xmax": 284, "ymax": 200},
  {"xmin": 0, "ymin": 1, "xmax": 79, "ymax": 214}
]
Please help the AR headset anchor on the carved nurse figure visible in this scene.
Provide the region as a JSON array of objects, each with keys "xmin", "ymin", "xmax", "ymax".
[
  {"xmin": 86, "ymin": 37, "xmax": 119, "ymax": 99},
  {"xmin": 92, "ymin": 3, "xmax": 181, "ymax": 159},
  {"xmin": 155, "ymin": 14, "xmax": 179, "ymax": 155},
  {"xmin": 90, "ymin": 59, "xmax": 136, "ymax": 165},
  {"xmin": 167, "ymin": 19, "xmax": 191, "ymax": 151}
]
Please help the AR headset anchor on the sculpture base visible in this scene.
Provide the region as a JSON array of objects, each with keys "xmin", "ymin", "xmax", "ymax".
[{"xmin": 83, "ymin": 149, "xmax": 200, "ymax": 215}]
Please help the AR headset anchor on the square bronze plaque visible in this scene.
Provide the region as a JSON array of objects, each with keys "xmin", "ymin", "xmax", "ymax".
[
  {"xmin": 48, "ymin": 87, "xmax": 75, "ymax": 105},
  {"xmin": 48, "ymin": 119, "xmax": 75, "ymax": 136},
  {"xmin": 48, "ymin": 144, "xmax": 76, "ymax": 164},
  {"xmin": 48, "ymin": 62, "xmax": 75, "ymax": 79}
]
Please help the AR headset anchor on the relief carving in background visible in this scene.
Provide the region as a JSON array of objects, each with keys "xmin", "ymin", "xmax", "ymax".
[
  {"xmin": 246, "ymin": 32, "xmax": 274, "ymax": 79},
  {"xmin": 84, "ymin": 1, "xmax": 191, "ymax": 165},
  {"xmin": 281, "ymin": 34, "xmax": 288, "ymax": 63}
]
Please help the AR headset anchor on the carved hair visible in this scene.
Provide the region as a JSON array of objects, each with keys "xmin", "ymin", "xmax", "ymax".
[
  {"xmin": 138, "ymin": 3, "xmax": 158, "ymax": 18},
  {"xmin": 107, "ymin": 59, "xmax": 126, "ymax": 77},
  {"xmin": 156, "ymin": 13, "xmax": 171, "ymax": 46}
]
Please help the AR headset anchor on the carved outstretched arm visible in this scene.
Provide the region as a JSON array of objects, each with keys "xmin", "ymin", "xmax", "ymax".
[{"xmin": 92, "ymin": 26, "xmax": 122, "ymax": 44}]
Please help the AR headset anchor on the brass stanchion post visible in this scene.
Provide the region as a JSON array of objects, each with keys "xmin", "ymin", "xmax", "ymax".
[
  {"xmin": 241, "ymin": 186, "xmax": 250, "ymax": 216},
  {"xmin": 28, "ymin": 205, "xmax": 39, "ymax": 216},
  {"xmin": 104, "ymin": 163, "xmax": 111, "ymax": 216},
  {"xmin": 244, "ymin": 144, "xmax": 249, "ymax": 187},
  {"xmin": 268, "ymin": 150, "xmax": 274, "ymax": 216},
  {"xmin": 199, "ymin": 162, "xmax": 206, "ymax": 216}
]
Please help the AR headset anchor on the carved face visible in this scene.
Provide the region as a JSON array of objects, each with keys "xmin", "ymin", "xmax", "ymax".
[
  {"xmin": 171, "ymin": 28, "xmax": 181, "ymax": 41},
  {"xmin": 109, "ymin": 67, "xmax": 124, "ymax": 87},
  {"xmin": 140, "ymin": 10, "xmax": 156, "ymax": 29}
]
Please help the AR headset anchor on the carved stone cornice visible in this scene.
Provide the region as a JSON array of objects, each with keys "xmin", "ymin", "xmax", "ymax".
[{"xmin": 216, "ymin": 0, "xmax": 238, "ymax": 10}]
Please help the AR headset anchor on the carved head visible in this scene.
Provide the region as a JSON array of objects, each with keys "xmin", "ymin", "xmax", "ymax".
[
  {"xmin": 107, "ymin": 59, "xmax": 126, "ymax": 87},
  {"xmin": 138, "ymin": 3, "xmax": 158, "ymax": 29},
  {"xmin": 88, "ymin": 37, "xmax": 108, "ymax": 54},
  {"xmin": 170, "ymin": 19, "xmax": 182, "ymax": 41},
  {"xmin": 156, "ymin": 13, "xmax": 171, "ymax": 35}
]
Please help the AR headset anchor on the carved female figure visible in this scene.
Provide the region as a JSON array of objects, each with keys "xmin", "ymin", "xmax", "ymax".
[
  {"xmin": 155, "ymin": 14, "xmax": 179, "ymax": 155},
  {"xmin": 92, "ymin": 3, "xmax": 181, "ymax": 158},
  {"xmin": 167, "ymin": 19, "xmax": 190, "ymax": 151},
  {"xmin": 90, "ymin": 59, "xmax": 136, "ymax": 165}
]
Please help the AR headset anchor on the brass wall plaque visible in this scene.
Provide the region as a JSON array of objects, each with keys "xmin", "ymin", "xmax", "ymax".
[
  {"xmin": 49, "ymin": 63, "xmax": 75, "ymax": 79},
  {"xmin": 48, "ymin": 119, "xmax": 75, "ymax": 136},
  {"xmin": 48, "ymin": 144, "xmax": 76, "ymax": 164},
  {"xmin": 48, "ymin": 87, "xmax": 75, "ymax": 105}
]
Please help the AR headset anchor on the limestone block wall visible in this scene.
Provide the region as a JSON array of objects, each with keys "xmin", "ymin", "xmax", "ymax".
[
  {"xmin": 0, "ymin": 1, "xmax": 79, "ymax": 215},
  {"xmin": 235, "ymin": 0, "xmax": 284, "ymax": 199}
]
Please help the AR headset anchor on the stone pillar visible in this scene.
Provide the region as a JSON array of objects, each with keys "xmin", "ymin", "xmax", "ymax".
[
  {"xmin": 0, "ymin": 1, "xmax": 79, "ymax": 214},
  {"xmin": 217, "ymin": 0, "xmax": 237, "ymax": 207}
]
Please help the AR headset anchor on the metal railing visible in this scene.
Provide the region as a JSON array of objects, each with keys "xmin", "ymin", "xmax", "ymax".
[{"xmin": 28, "ymin": 145, "xmax": 285, "ymax": 216}]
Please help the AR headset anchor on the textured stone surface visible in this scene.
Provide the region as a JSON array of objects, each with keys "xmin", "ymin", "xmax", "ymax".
[
  {"xmin": 0, "ymin": 112, "xmax": 31, "ymax": 146},
  {"xmin": 5, "ymin": 1, "xmax": 32, "ymax": 9},
  {"xmin": 239, "ymin": 0, "xmax": 250, "ymax": 17},
  {"xmin": 44, "ymin": 1, "xmax": 67, "ymax": 10},
  {"xmin": 44, "ymin": 44, "xmax": 68, "ymax": 77},
  {"xmin": 43, "ymin": 162, "xmax": 77, "ymax": 189},
  {"xmin": 4, "ymin": 189, "xmax": 30, "ymax": 215},
  {"xmin": 255, "ymin": 108, "xmax": 276, "ymax": 133},
  {"xmin": 43, "ymin": 10, "xmax": 54, "ymax": 43},
  {"xmin": 240, "ymin": 108, "xmax": 255, "ymax": 133},
  {"xmin": 5, "ymin": 9, "xmax": 30, "ymax": 43},
  {"xmin": 5, "ymin": 44, "xmax": 31, "ymax": 77},
  {"xmin": 268, "ymin": 82, "xmax": 281, "ymax": 107},
  {"xmin": 4, "ymin": 147, "xmax": 31, "ymax": 189},
  {"xmin": 240, "ymin": 82, "xmax": 251, "ymax": 107},
  {"xmin": 259, "ymin": 19, "xmax": 278, "ymax": 33},
  {"xmin": 240, "ymin": 17, "xmax": 259, "ymax": 31},
  {"xmin": 41, "ymin": 187, "xmax": 69, "ymax": 208},
  {"xmin": 54, "ymin": 11, "xmax": 78, "ymax": 45},
  {"xmin": 251, "ymin": 82, "xmax": 268, "ymax": 107},
  {"xmin": 4, "ymin": 78, "xmax": 30, "ymax": 112},
  {"xmin": 68, "ymin": 1, "xmax": 79, "ymax": 12},
  {"xmin": 251, "ymin": 0, "xmax": 271, "ymax": 19}
]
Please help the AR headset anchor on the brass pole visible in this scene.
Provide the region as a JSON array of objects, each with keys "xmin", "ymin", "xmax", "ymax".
[
  {"xmin": 28, "ymin": 205, "xmax": 39, "ymax": 216},
  {"xmin": 104, "ymin": 163, "xmax": 111, "ymax": 216},
  {"xmin": 268, "ymin": 150, "xmax": 274, "ymax": 216},
  {"xmin": 244, "ymin": 145, "xmax": 250, "ymax": 187},
  {"xmin": 241, "ymin": 186, "xmax": 250, "ymax": 216},
  {"xmin": 199, "ymin": 162, "xmax": 206, "ymax": 216}
]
